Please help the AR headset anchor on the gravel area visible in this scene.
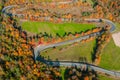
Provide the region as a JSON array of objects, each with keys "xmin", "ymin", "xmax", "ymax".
[{"xmin": 112, "ymin": 32, "xmax": 120, "ymax": 47}]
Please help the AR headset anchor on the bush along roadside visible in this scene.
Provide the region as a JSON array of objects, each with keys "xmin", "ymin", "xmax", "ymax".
[{"xmin": 92, "ymin": 26, "xmax": 111, "ymax": 65}]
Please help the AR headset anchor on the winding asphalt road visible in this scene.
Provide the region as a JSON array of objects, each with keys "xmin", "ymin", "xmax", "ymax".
[
  {"xmin": 34, "ymin": 18, "xmax": 115, "ymax": 60},
  {"xmin": 2, "ymin": 2, "xmax": 120, "ymax": 79},
  {"xmin": 34, "ymin": 32, "xmax": 100, "ymax": 59}
]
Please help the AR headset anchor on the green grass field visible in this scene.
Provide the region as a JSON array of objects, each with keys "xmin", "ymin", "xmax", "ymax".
[
  {"xmin": 99, "ymin": 23, "xmax": 120, "ymax": 70},
  {"xmin": 87, "ymin": 0, "xmax": 93, "ymax": 5},
  {"xmin": 98, "ymin": 75, "xmax": 116, "ymax": 80},
  {"xmin": 22, "ymin": 21, "xmax": 95, "ymax": 37},
  {"xmin": 115, "ymin": 23, "xmax": 120, "ymax": 32},
  {"xmin": 99, "ymin": 38, "xmax": 120, "ymax": 70},
  {"xmin": 0, "ymin": 4, "xmax": 3, "ymax": 11},
  {"xmin": 41, "ymin": 40, "xmax": 96, "ymax": 62}
]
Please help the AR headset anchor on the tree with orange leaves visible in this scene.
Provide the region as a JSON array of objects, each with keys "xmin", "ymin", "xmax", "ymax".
[{"xmin": 84, "ymin": 76, "xmax": 89, "ymax": 80}]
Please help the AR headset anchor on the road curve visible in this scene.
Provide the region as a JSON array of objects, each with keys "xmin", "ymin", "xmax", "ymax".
[
  {"xmin": 34, "ymin": 18, "xmax": 115, "ymax": 60},
  {"xmin": 47, "ymin": 61, "xmax": 120, "ymax": 78},
  {"xmin": 85, "ymin": 18, "xmax": 116, "ymax": 32},
  {"xmin": 34, "ymin": 32, "xmax": 100, "ymax": 59},
  {"xmin": 2, "ymin": 3, "xmax": 119, "ymax": 79}
]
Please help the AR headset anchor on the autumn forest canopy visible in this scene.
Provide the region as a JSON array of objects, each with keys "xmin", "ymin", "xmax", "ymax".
[{"xmin": 0, "ymin": 0, "xmax": 120, "ymax": 80}]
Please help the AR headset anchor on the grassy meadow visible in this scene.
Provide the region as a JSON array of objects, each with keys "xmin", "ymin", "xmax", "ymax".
[
  {"xmin": 41, "ymin": 40, "xmax": 96, "ymax": 62},
  {"xmin": 22, "ymin": 21, "xmax": 95, "ymax": 37},
  {"xmin": 99, "ymin": 38, "xmax": 120, "ymax": 70}
]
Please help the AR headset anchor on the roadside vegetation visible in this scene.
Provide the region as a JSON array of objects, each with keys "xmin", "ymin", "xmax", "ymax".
[
  {"xmin": 92, "ymin": 29, "xmax": 111, "ymax": 65},
  {"xmin": 64, "ymin": 66, "xmax": 98, "ymax": 80}
]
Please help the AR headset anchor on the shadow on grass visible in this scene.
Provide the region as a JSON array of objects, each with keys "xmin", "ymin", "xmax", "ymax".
[{"xmin": 91, "ymin": 38, "xmax": 98, "ymax": 62}]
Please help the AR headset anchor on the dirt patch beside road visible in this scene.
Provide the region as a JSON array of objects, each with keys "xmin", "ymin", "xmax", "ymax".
[{"xmin": 112, "ymin": 32, "xmax": 120, "ymax": 47}]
